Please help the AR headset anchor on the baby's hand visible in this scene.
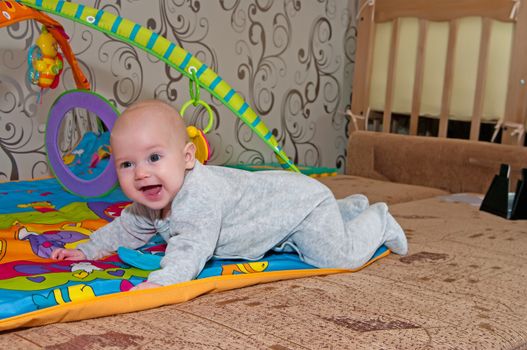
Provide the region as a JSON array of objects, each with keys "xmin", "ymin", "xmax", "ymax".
[
  {"xmin": 130, "ymin": 281, "xmax": 161, "ymax": 291},
  {"xmin": 51, "ymin": 248, "xmax": 86, "ymax": 261}
]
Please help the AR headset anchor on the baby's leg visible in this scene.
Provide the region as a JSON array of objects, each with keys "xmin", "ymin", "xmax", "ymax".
[
  {"xmin": 337, "ymin": 194, "xmax": 369, "ymax": 222},
  {"xmin": 286, "ymin": 198, "xmax": 407, "ymax": 269},
  {"xmin": 339, "ymin": 197, "xmax": 407, "ymax": 257},
  {"xmin": 336, "ymin": 202, "xmax": 408, "ymax": 260}
]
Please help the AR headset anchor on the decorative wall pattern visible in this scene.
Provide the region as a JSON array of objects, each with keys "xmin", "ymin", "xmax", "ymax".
[{"xmin": 0, "ymin": 0, "xmax": 358, "ymax": 181}]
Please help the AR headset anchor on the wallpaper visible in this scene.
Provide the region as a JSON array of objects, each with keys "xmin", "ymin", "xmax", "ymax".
[{"xmin": 0, "ymin": 0, "xmax": 358, "ymax": 181}]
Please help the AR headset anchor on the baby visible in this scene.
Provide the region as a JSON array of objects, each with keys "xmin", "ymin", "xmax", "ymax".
[{"xmin": 51, "ymin": 100, "xmax": 408, "ymax": 290}]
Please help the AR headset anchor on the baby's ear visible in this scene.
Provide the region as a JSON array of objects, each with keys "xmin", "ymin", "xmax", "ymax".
[{"xmin": 183, "ymin": 142, "xmax": 197, "ymax": 169}]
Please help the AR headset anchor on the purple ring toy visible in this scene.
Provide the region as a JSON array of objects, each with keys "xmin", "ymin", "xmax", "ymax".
[{"xmin": 46, "ymin": 90, "xmax": 119, "ymax": 197}]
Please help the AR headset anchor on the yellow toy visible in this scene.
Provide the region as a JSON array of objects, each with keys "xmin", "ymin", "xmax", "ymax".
[
  {"xmin": 186, "ymin": 125, "xmax": 211, "ymax": 164},
  {"xmin": 28, "ymin": 26, "xmax": 63, "ymax": 89},
  {"xmin": 180, "ymin": 67, "xmax": 214, "ymax": 164}
]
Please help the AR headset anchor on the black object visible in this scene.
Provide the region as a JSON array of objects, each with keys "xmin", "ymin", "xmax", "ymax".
[{"xmin": 480, "ymin": 164, "xmax": 527, "ymax": 220}]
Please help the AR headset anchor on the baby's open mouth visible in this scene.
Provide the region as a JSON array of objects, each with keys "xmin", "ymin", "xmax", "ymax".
[{"xmin": 140, "ymin": 185, "xmax": 162, "ymax": 196}]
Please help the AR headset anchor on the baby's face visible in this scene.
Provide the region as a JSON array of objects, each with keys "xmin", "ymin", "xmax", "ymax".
[{"xmin": 111, "ymin": 107, "xmax": 195, "ymax": 212}]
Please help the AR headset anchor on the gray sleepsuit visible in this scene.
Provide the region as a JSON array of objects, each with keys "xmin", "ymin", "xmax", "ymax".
[{"xmin": 78, "ymin": 162, "xmax": 407, "ymax": 286}]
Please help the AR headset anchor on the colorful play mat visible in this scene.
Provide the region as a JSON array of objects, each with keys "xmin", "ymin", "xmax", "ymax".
[{"xmin": 0, "ymin": 169, "xmax": 389, "ymax": 331}]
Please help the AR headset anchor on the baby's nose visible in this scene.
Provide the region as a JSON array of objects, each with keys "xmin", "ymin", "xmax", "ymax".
[{"xmin": 134, "ymin": 165, "xmax": 150, "ymax": 180}]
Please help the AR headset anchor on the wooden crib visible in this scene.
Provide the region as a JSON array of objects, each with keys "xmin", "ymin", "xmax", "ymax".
[{"xmin": 350, "ymin": 0, "xmax": 527, "ymax": 146}]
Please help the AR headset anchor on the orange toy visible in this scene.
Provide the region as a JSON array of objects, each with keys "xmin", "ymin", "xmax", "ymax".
[{"xmin": 0, "ymin": 1, "xmax": 90, "ymax": 90}]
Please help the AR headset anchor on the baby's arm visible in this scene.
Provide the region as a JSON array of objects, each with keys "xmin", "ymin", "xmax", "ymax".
[
  {"xmin": 146, "ymin": 223, "xmax": 219, "ymax": 286},
  {"xmin": 147, "ymin": 193, "xmax": 223, "ymax": 286},
  {"xmin": 79, "ymin": 203, "xmax": 158, "ymax": 260},
  {"xmin": 51, "ymin": 248, "xmax": 86, "ymax": 260}
]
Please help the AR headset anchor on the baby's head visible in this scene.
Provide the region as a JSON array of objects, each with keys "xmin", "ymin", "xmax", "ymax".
[{"xmin": 110, "ymin": 100, "xmax": 196, "ymax": 212}]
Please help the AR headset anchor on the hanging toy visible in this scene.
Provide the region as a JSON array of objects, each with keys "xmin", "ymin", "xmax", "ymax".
[
  {"xmin": 180, "ymin": 67, "xmax": 214, "ymax": 164},
  {"xmin": 27, "ymin": 26, "xmax": 64, "ymax": 93}
]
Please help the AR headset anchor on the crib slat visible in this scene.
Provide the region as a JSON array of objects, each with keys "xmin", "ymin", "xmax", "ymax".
[
  {"xmin": 410, "ymin": 20, "xmax": 427, "ymax": 136},
  {"xmin": 470, "ymin": 18, "xmax": 492, "ymax": 141},
  {"xmin": 503, "ymin": 0, "xmax": 527, "ymax": 145},
  {"xmin": 350, "ymin": 0, "xmax": 376, "ymax": 132},
  {"xmin": 383, "ymin": 18, "xmax": 400, "ymax": 133},
  {"xmin": 439, "ymin": 20, "xmax": 458, "ymax": 138}
]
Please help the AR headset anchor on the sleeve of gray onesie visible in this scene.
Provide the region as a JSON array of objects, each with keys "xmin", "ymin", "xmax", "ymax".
[
  {"xmin": 147, "ymin": 178, "xmax": 223, "ymax": 286},
  {"xmin": 77, "ymin": 203, "xmax": 158, "ymax": 260}
]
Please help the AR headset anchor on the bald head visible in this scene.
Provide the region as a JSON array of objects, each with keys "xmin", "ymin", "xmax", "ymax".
[{"xmin": 111, "ymin": 100, "xmax": 189, "ymax": 148}]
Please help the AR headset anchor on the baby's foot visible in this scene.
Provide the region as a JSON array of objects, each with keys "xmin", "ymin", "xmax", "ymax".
[
  {"xmin": 384, "ymin": 212, "xmax": 408, "ymax": 256},
  {"xmin": 338, "ymin": 194, "xmax": 370, "ymax": 221}
]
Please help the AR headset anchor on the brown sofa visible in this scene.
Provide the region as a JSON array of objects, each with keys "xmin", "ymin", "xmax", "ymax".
[{"xmin": 2, "ymin": 131, "xmax": 527, "ymax": 349}]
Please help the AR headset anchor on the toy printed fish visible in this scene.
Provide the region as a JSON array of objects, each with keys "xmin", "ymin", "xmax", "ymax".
[
  {"xmin": 32, "ymin": 284, "xmax": 95, "ymax": 309},
  {"xmin": 221, "ymin": 261, "xmax": 269, "ymax": 275},
  {"xmin": 17, "ymin": 201, "xmax": 56, "ymax": 213}
]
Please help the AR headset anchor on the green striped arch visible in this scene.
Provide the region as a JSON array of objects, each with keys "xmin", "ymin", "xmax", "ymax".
[{"xmin": 19, "ymin": 0, "xmax": 298, "ymax": 172}]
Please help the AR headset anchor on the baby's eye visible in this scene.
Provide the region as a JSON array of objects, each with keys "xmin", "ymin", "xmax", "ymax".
[
  {"xmin": 120, "ymin": 161, "xmax": 133, "ymax": 169},
  {"xmin": 149, "ymin": 153, "xmax": 161, "ymax": 162}
]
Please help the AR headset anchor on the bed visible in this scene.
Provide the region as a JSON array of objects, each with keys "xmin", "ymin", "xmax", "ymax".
[{"xmin": 2, "ymin": 131, "xmax": 526, "ymax": 348}]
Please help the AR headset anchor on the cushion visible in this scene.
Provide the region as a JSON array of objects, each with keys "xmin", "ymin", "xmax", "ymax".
[
  {"xmin": 346, "ymin": 131, "xmax": 527, "ymax": 193},
  {"xmin": 318, "ymin": 174, "xmax": 448, "ymax": 204}
]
